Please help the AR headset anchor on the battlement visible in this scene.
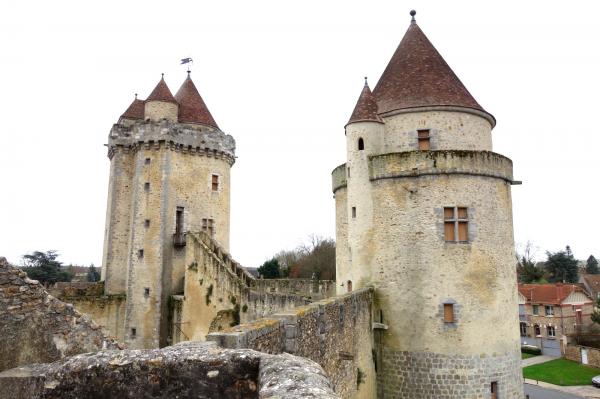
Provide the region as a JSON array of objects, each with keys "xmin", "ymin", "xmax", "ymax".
[
  {"xmin": 333, "ymin": 150, "xmax": 514, "ymax": 193},
  {"xmin": 108, "ymin": 119, "xmax": 236, "ymax": 164},
  {"xmin": 370, "ymin": 150, "xmax": 514, "ymax": 183}
]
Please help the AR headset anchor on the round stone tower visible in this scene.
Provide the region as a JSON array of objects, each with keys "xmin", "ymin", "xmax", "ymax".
[
  {"xmin": 333, "ymin": 13, "xmax": 523, "ymax": 398},
  {"xmin": 101, "ymin": 73, "xmax": 235, "ymax": 349}
]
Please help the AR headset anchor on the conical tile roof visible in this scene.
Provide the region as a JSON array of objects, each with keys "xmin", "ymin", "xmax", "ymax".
[
  {"xmin": 175, "ymin": 74, "xmax": 219, "ymax": 128},
  {"xmin": 120, "ymin": 96, "xmax": 145, "ymax": 120},
  {"xmin": 372, "ymin": 19, "xmax": 493, "ymax": 123},
  {"xmin": 347, "ymin": 79, "xmax": 382, "ymax": 125},
  {"xmin": 146, "ymin": 76, "xmax": 177, "ymax": 103}
]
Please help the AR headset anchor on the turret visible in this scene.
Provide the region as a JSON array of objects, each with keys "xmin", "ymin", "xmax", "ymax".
[
  {"xmin": 144, "ymin": 75, "xmax": 179, "ymax": 122},
  {"xmin": 332, "ymin": 11, "xmax": 523, "ymax": 398},
  {"xmin": 102, "ymin": 72, "xmax": 234, "ymax": 349}
]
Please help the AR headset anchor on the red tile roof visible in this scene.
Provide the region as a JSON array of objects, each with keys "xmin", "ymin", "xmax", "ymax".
[
  {"xmin": 174, "ymin": 74, "xmax": 219, "ymax": 129},
  {"xmin": 347, "ymin": 80, "xmax": 383, "ymax": 126},
  {"xmin": 518, "ymin": 283, "xmax": 590, "ymax": 305},
  {"xmin": 146, "ymin": 76, "xmax": 177, "ymax": 103},
  {"xmin": 120, "ymin": 97, "xmax": 145, "ymax": 120},
  {"xmin": 372, "ymin": 19, "xmax": 493, "ymax": 125}
]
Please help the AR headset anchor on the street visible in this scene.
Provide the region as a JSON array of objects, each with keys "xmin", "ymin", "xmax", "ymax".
[{"xmin": 524, "ymin": 384, "xmax": 585, "ymax": 399}]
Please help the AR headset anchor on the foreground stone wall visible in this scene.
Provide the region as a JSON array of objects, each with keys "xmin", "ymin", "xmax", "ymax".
[
  {"xmin": 0, "ymin": 341, "xmax": 339, "ymax": 399},
  {"xmin": 0, "ymin": 258, "xmax": 121, "ymax": 372},
  {"xmin": 207, "ymin": 287, "xmax": 376, "ymax": 399}
]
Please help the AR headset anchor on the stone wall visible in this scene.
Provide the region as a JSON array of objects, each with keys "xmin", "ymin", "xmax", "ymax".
[
  {"xmin": 252, "ymin": 278, "xmax": 335, "ymax": 300},
  {"xmin": 207, "ymin": 287, "xmax": 376, "ymax": 399},
  {"xmin": 564, "ymin": 344, "xmax": 600, "ymax": 368},
  {"xmin": 176, "ymin": 231, "xmax": 327, "ymax": 344},
  {"xmin": 0, "ymin": 257, "xmax": 121, "ymax": 372},
  {"xmin": 0, "ymin": 341, "xmax": 339, "ymax": 399},
  {"xmin": 51, "ymin": 282, "xmax": 127, "ymax": 343}
]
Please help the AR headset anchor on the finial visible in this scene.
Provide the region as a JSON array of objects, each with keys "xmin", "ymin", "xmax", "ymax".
[
  {"xmin": 364, "ymin": 76, "xmax": 368, "ymax": 86},
  {"xmin": 410, "ymin": 10, "xmax": 416, "ymax": 22},
  {"xmin": 187, "ymin": 69, "xmax": 191, "ymax": 76},
  {"xmin": 161, "ymin": 73, "xmax": 164, "ymax": 78},
  {"xmin": 134, "ymin": 93, "xmax": 138, "ymax": 99}
]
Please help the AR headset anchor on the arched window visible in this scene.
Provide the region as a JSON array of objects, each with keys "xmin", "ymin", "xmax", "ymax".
[
  {"xmin": 358, "ymin": 138, "xmax": 364, "ymax": 151},
  {"xmin": 347, "ymin": 280, "xmax": 353, "ymax": 292}
]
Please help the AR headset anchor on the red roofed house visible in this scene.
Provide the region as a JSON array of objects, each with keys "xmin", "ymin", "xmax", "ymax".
[{"xmin": 518, "ymin": 283, "xmax": 593, "ymax": 356}]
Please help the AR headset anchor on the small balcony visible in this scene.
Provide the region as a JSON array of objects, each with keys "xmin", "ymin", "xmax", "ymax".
[{"xmin": 173, "ymin": 232, "xmax": 186, "ymax": 247}]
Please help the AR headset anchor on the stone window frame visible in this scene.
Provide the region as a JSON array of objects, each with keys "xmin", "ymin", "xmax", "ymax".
[
  {"xmin": 437, "ymin": 299, "xmax": 461, "ymax": 330},
  {"xmin": 547, "ymin": 325, "xmax": 556, "ymax": 338},
  {"xmin": 545, "ymin": 305, "xmax": 554, "ymax": 316},
  {"xmin": 202, "ymin": 218, "xmax": 216, "ymax": 237},
  {"xmin": 358, "ymin": 137, "xmax": 364, "ymax": 151},
  {"xmin": 210, "ymin": 173, "xmax": 221, "ymax": 193},
  {"xmin": 532, "ymin": 304, "xmax": 539, "ymax": 315},
  {"xmin": 409, "ymin": 127, "xmax": 439, "ymax": 151},
  {"xmin": 436, "ymin": 207, "xmax": 476, "ymax": 243}
]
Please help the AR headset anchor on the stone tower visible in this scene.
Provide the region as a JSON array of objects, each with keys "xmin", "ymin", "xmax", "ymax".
[
  {"xmin": 332, "ymin": 13, "xmax": 523, "ymax": 398},
  {"xmin": 101, "ymin": 73, "xmax": 235, "ymax": 349}
]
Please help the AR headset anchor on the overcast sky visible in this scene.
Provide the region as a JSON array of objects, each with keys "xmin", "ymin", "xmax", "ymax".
[{"xmin": 1, "ymin": 0, "xmax": 598, "ymax": 268}]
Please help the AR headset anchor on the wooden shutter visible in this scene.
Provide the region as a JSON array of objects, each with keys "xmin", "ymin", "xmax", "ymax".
[
  {"xmin": 458, "ymin": 222, "xmax": 468, "ymax": 241},
  {"xmin": 457, "ymin": 207, "xmax": 468, "ymax": 219},
  {"xmin": 444, "ymin": 207, "xmax": 454, "ymax": 220},
  {"xmin": 212, "ymin": 175, "xmax": 219, "ymax": 191},
  {"xmin": 443, "ymin": 304, "xmax": 454, "ymax": 323},
  {"xmin": 444, "ymin": 222, "xmax": 455, "ymax": 241}
]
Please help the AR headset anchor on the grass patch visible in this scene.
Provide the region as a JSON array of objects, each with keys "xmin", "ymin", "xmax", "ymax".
[
  {"xmin": 522, "ymin": 353, "xmax": 538, "ymax": 359},
  {"xmin": 523, "ymin": 358, "xmax": 600, "ymax": 386}
]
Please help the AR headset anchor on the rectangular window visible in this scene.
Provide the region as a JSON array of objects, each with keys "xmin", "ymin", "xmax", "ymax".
[
  {"xmin": 138, "ymin": 249, "xmax": 144, "ymax": 259},
  {"xmin": 547, "ymin": 325, "xmax": 556, "ymax": 338},
  {"xmin": 176, "ymin": 207, "xmax": 184, "ymax": 234},
  {"xmin": 418, "ymin": 129, "xmax": 431, "ymax": 150},
  {"xmin": 443, "ymin": 207, "xmax": 469, "ymax": 243},
  {"xmin": 347, "ymin": 167, "xmax": 350, "ymax": 178},
  {"xmin": 145, "ymin": 158, "xmax": 151, "ymax": 165},
  {"xmin": 202, "ymin": 218, "xmax": 215, "ymax": 237},
  {"xmin": 212, "ymin": 174, "xmax": 219, "ymax": 191},
  {"xmin": 545, "ymin": 305, "xmax": 554, "ymax": 316},
  {"xmin": 144, "ymin": 288, "xmax": 150, "ymax": 296},
  {"xmin": 131, "ymin": 328, "xmax": 137, "ymax": 338},
  {"xmin": 352, "ymin": 207, "xmax": 356, "ymax": 219},
  {"xmin": 533, "ymin": 305, "xmax": 539, "ymax": 315},
  {"xmin": 144, "ymin": 219, "xmax": 150, "ymax": 228},
  {"xmin": 144, "ymin": 182, "xmax": 150, "ymax": 191},
  {"xmin": 491, "ymin": 381, "xmax": 498, "ymax": 399},
  {"xmin": 534, "ymin": 324, "xmax": 541, "ymax": 336},
  {"xmin": 443, "ymin": 303, "xmax": 454, "ymax": 323}
]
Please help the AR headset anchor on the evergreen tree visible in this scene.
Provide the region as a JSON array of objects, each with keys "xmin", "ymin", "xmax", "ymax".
[
  {"xmin": 22, "ymin": 250, "xmax": 71, "ymax": 285},
  {"xmin": 87, "ymin": 263, "xmax": 101, "ymax": 282},
  {"xmin": 257, "ymin": 258, "xmax": 281, "ymax": 279},
  {"xmin": 586, "ymin": 255, "xmax": 599, "ymax": 275},
  {"xmin": 545, "ymin": 246, "xmax": 579, "ymax": 283},
  {"xmin": 517, "ymin": 256, "xmax": 545, "ymax": 283}
]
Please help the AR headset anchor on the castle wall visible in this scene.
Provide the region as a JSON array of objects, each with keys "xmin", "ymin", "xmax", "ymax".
[
  {"xmin": 50, "ymin": 282, "xmax": 127, "ymax": 343},
  {"xmin": 252, "ymin": 278, "xmax": 335, "ymax": 300},
  {"xmin": 0, "ymin": 258, "xmax": 120, "ymax": 372},
  {"xmin": 177, "ymin": 232, "xmax": 312, "ymax": 344},
  {"xmin": 207, "ymin": 287, "xmax": 376, "ymax": 399},
  {"xmin": 382, "ymin": 111, "xmax": 493, "ymax": 152},
  {"xmin": 101, "ymin": 147, "xmax": 134, "ymax": 294}
]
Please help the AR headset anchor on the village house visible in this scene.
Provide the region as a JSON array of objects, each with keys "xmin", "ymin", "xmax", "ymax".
[
  {"xmin": 580, "ymin": 274, "xmax": 600, "ymax": 301},
  {"xmin": 518, "ymin": 283, "xmax": 593, "ymax": 356}
]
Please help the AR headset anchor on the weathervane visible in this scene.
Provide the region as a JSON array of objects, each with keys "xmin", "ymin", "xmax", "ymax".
[{"xmin": 180, "ymin": 57, "xmax": 193, "ymax": 73}]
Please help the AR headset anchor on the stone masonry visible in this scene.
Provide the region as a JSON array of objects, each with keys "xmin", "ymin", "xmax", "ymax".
[
  {"xmin": 0, "ymin": 257, "xmax": 121, "ymax": 372},
  {"xmin": 0, "ymin": 341, "xmax": 339, "ymax": 399}
]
